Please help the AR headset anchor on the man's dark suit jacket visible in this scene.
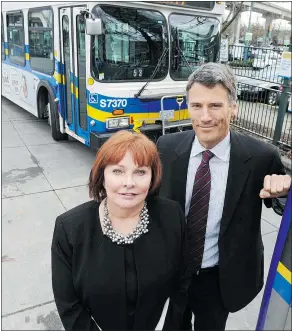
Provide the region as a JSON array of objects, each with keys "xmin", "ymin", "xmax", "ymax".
[
  {"xmin": 156, "ymin": 130, "xmax": 285, "ymax": 312},
  {"xmin": 51, "ymin": 196, "xmax": 190, "ymax": 330}
]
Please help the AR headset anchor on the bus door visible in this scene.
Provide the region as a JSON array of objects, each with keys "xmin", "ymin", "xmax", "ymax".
[{"xmin": 60, "ymin": 7, "xmax": 89, "ymax": 145}]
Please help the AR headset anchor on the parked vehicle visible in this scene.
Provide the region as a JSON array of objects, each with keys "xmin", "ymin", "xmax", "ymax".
[
  {"xmin": 237, "ymin": 72, "xmax": 291, "ymax": 110},
  {"xmin": 253, "ymin": 50, "xmax": 282, "ymax": 70}
]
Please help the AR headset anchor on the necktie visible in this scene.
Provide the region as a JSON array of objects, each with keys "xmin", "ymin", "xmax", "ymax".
[{"xmin": 187, "ymin": 150, "xmax": 214, "ymax": 273}]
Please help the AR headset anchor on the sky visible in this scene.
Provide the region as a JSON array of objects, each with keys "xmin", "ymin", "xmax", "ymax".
[
  {"xmin": 224, "ymin": 1, "xmax": 291, "ymax": 30},
  {"xmin": 275, "ymin": 1, "xmax": 292, "ymax": 10}
]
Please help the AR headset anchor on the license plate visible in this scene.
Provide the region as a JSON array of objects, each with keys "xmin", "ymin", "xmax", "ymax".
[{"xmin": 160, "ymin": 109, "xmax": 174, "ymax": 120}]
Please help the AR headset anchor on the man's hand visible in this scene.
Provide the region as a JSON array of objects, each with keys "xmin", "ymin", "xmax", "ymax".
[{"xmin": 259, "ymin": 174, "xmax": 291, "ymax": 199}]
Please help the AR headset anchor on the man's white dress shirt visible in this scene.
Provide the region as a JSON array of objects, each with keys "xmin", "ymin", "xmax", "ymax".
[{"xmin": 185, "ymin": 132, "xmax": 231, "ymax": 268}]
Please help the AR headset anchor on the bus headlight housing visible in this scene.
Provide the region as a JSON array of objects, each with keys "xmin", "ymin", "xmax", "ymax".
[{"xmin": 106, "ymin": 117, "xmax": 130, "ymax": 129}]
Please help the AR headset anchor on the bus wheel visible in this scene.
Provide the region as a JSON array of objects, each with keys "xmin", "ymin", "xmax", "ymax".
[{"xmin": 48, "ymin": 95, "xmax": 67, "ymax": 141}]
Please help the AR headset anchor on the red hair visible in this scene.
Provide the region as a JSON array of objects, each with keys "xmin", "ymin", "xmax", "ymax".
[{"xmin": 88, "ymin": 131, "xmax": 162, "ymax": 201}]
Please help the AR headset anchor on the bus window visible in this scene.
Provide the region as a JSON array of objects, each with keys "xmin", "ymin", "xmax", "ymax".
[
  {"xmin": 91, "ymin": 5, "xmax": 168, "ymax": 82},
  {"xmin": 62, "ymin": 15, "xmax": 73, "ymax": 125},
  {"xmin": 28, "ymin": 8, "xmax": 54, "ymax": 74},
  {"xmin": 169, "ymin": 14, "xmax": 220, "ymax": 80},
  {"xmin": 1, "ymin": 14, "xmax": 5, "ymax": 61},
  {"xmin": 76, "ymin": 14, "xmax": 87, "ymax": 130},
  {"xmin": 7, "ymin": 12, "xmax": 25, "ymax": 66}
]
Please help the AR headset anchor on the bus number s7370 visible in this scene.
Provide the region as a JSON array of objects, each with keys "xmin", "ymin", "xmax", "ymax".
[{"xmin": 100, "ymin": 98, "xmax": 128, "ymax": 108}]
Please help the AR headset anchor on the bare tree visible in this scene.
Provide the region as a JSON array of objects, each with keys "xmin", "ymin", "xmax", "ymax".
[
  {"xmin": 239, "ymin": 24, "xmax": 247, "ymax": 40},
  {"xmin": 250, "ymin": 22, "xmax": 265, "ymax": 44}
]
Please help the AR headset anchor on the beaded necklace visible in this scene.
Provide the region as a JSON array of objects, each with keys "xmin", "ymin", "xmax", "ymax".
[{"xmin": 103, "ymin": 198, "xmax": 149, "ymax": 245}]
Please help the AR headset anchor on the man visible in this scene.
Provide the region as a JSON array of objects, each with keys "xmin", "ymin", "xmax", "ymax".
[{"xmin": 156, "ymin": 63, "xmax": 291, "ymax": 330}]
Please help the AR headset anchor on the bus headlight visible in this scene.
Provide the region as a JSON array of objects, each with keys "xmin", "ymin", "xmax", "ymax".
[{"xmin": 106, "ymin": 117, "xmax": 130, "ymax": 129}]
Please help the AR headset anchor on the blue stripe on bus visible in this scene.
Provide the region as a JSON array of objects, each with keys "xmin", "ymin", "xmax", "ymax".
[
  {"xmin": 273, "ymin": 267, "xmax": 292, "ymax": 305},
  {"xmin": 86, "ymin": 90, "xmax": 187, "ymax": 114},
  {"xmin": 74, "ymin": 75, "xmax": 78, "ymax": 87}
]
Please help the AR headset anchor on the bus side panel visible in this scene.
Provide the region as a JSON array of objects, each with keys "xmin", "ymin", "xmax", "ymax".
[
  {"xmin": 2, "ymin": 6, "xmax": 60, "ymax": 119},
  {"xmin": 2, "ymin": 62, "xmax": 39, "ymax": 117}
]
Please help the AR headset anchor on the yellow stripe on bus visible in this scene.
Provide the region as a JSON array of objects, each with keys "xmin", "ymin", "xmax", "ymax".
[
  {"xmin": 277, "ymin": 262, "xmax": 292, "ymax": 285},
  {"xmin": 53, "ymin": 73, "xmax": 62, "ymax": 84},
  {"xmin": 87, "ymin": 105, "xmax": 190, "ymax": 123},
  {"xmin": 52, "ymin": 74, "xmax": 78, "ymax": 98}
]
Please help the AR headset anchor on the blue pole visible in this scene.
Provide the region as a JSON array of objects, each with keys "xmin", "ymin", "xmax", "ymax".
[{"xmin": 256, "ymin": 189, "xmax": 292, "ymax": 330}]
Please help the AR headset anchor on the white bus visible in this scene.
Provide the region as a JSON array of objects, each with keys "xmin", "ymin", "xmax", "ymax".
[{"xmin": 1, "ymin": 1, "xmax": 224, "ymax": 148}]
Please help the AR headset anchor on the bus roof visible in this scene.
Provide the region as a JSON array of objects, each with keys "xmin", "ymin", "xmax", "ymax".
[
  {"xmin": 2, "ymin": 1, "xmax": 224, "ymax": 15},
  {"xmin": 1, "ymin": 1, "xmax": 79, "ymax": 11}
]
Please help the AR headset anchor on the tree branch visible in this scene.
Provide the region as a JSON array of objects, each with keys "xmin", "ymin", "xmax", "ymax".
[
  {"xmin": 223, "ymin": 2, "xmax": 234, "ymax": 26},
  {"xmin": 221, "ymin": 2, "xmax": 244, "ymax": 35}
]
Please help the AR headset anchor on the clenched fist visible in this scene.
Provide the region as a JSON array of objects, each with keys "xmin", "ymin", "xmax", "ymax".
[{"xmin": 259, "ymin": 174, "xmax": 291, "ymax": 199}]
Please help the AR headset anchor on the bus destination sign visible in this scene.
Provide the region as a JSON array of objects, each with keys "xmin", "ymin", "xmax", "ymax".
[{"xmin": 149, "ymin": 1, "xmax": 215, "ymax": 10}]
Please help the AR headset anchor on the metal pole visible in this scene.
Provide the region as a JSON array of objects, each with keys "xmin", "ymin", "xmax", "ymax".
[
  {"xmin": 247, "ymin": 1, "xmax": 253, "ymax": 34},
  {"xmin": 273, "ymin": 77, "xmax": 290, "ymax": 145},
  {"xmin": 272, "ymin": 45, "xmax": 291, "ymax": 145},
  {"xmin": 244, "ymin": 1, "xmax": 253, "ymax": 64}
]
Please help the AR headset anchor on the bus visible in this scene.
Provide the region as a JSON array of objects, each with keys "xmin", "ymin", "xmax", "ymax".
[{"xmin": 1, "ymin": 1, "xmax": 224, "ymax": 148}]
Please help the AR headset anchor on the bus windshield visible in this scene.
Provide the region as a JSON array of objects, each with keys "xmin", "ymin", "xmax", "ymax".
[
  {"xmin": 91, "ymin": 5, "xmax": 168, "ymax": 82},
  {"xmin": 169, "ymin": 14, "xmax": 220, "ymax": 80}
]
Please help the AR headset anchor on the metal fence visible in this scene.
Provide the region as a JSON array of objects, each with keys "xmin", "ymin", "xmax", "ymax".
[
  {"xmin": 229, "ymin": 44, "xmax": 285, "ymax": 83},
  {"xmin": 232, "ymin": 82, "xmax": 291, "ymax": 148},
  {"xmin": 226, "ymin": 44, "xmax": 291, "ymax": 148}
]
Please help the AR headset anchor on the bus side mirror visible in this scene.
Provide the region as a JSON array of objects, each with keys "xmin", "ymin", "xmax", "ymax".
[{"xmin": 86, "ymin": 18, "xmax": 103, "ymax": 35}]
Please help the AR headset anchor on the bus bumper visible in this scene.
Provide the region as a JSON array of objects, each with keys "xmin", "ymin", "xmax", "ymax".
[
  {"xmin": 90, "ymin": 132, "xmax": 113, "ymax": 150},
  {"xmin": 90, "ymin": 124, "xmax": 162, "ymax": 150}
]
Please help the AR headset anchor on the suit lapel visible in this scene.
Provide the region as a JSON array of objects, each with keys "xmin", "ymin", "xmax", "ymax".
[
  {"xmin": 172, "ymin": 131, "xmax": 195, "ymax": 212},
  {"xmin": 220, "ymin": 131, "xmax": 251, "ymax": 238}
]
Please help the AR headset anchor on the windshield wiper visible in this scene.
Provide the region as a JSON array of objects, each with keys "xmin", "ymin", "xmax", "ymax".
[
  {"xmin": 175, "ymin": 45, "xmax": 193, "ymax": 74},
  {"xmin": 135, "ymin": 47, "xmax": 169, "ymax": 98}
]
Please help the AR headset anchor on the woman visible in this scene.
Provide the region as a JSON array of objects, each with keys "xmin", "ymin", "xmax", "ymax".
[{"xmin": 51, "ymin": 131, "xmax": 190, "ymax": 330}]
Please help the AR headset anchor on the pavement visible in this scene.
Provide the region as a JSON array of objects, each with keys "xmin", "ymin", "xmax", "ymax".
[{"xmin": 1, "ymin": 97, "xmax": 285, "ymax": 330}]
